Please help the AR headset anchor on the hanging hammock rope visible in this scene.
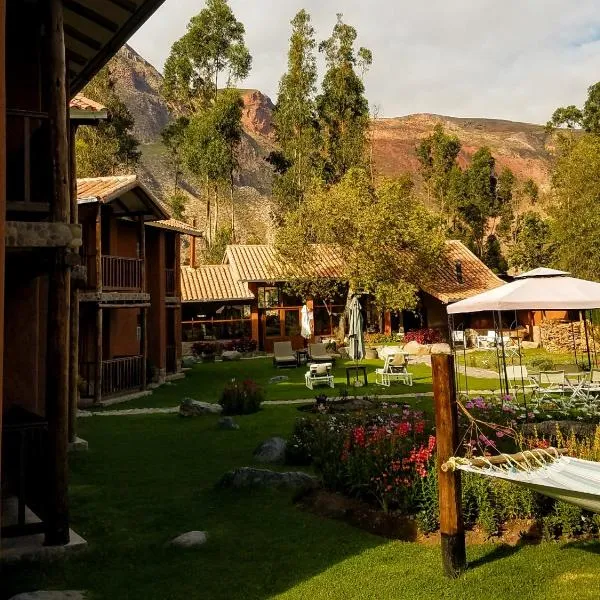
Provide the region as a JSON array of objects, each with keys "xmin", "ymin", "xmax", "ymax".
[{"xmin": 442, "ymin": 399, "xmax": 600, "ymax": 513}]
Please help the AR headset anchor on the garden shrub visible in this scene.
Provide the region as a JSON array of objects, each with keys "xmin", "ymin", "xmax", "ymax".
[
  {"xmin": 219, "ymin": 379, "xmax": 264, "ymax": 415},
  {"xmin": 223, "ymin": 339, "xmax": 258, "ymax": 353},
  {"xmin": 404, "ymin": 328, "xmax": 442, "ymax": 345},
  {"xmin": 527, "ymin": 356, "xmax": 554, "ymax": 371},
  {"xmin": 191, "ymin": 341, "xmax": 223, "ymax": 357},
  {"xmin": 364, "ymin": 332, "xmax": 397, "ymax": 346}
]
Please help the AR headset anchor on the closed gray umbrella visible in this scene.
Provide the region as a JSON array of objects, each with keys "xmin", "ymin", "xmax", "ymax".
[{"xmin": 348, "ymin": 295, "xmax": 364, "ymax": 361}]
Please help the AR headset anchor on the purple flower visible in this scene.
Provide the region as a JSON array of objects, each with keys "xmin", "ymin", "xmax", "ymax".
[{"xmin": 465, "ymin": 401, "xmax": 474, "ymax": 409}]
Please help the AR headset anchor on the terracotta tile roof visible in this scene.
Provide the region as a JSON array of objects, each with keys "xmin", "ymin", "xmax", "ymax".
[
  {"xmin": 69, "ymin": 94, "xmax": 107, "ymax": 115},
  {"xmin": 226, "ymin": 244, "xmax": 345, "ymax": 282},
  {"xmin": 181, "ymin": 265, "xmax": 254, "ymax": 303},
  {"xmin": 77, "ymin": 175, "xmax": 169, "ymax": 221},
  {"xmin": 420, "ymin": 240, "xmax": 504, "ymax": 304},
  {"xmin": 147, "ymin": 218, "xmax": 204, "ymax": 237},
  {"xmin": 224, "ymin": 241, "xmax": 502, "ymax": 304}
]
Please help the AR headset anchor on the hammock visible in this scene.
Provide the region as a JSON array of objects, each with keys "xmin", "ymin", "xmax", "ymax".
[{"xmin": 443, "ymin": 449, "xmax": 600, "ymax": 513}]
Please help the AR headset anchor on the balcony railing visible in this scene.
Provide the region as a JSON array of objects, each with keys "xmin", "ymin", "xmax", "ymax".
[
  {"xmin": 6, "ymin": 109, "xmax": 53, "ymax": 213},
  {"xmin": 102, "ymin": 255, "xmax": 143, "ymax": 291},
  {"xmin": 102, "ymin": 356, "xmax": 143, "ymax": 396},
  {"xmin": 165, "ymin": 268, "xmax": 176, "ymax": 296}
]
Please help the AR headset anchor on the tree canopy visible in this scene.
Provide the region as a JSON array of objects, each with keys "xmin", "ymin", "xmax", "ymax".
[{"xmin": 76, "ymin": 65, "xmax": 140, "ymax": 177}]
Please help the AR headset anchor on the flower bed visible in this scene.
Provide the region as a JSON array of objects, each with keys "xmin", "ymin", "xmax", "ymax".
[{"xmin": 289, "ymin": 395, "xmax": 600, "ymax": 540}]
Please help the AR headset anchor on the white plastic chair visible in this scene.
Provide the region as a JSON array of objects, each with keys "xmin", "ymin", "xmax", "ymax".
[
  {"xmin": 375, "ymin": 354, "xmax": 413, "ymax": 387},
  {"xmin": 504, "ymin": 365, "xmax": 539, "ymax": 397},
  {"xmin": 305, "ymin": 363, "xmax": 334, "ymax": 389}
]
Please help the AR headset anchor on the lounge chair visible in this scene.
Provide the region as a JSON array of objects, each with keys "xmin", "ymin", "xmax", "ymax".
[
  {"xmin": 375, "ymin": 354, "xmax": 413, "ymax": 387},
  {"xmin": 308, "ymin": 342, "xmax": 336, "ymax": 364},
  {"xmin": 504, "ymin": 365, "xmax": 539, "ymax": 397},
  {"xmin": 272, "ymin": 341, "xmax": 297, "ymax": 368},
  {"xmin": 305, "ymin": 363, "xmax": 334, "ymax": 389}
]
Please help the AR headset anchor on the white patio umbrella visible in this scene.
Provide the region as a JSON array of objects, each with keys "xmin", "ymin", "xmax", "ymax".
[
  {"xmin": 301, "ymin": 304, "xmax": 313, "ymax": 340},
  {"xmin": 348, "ymin": 295, "xmax": 364, "ymax": 361},
  {"xmin": 448, "ymin": 269, "xmax": 600, "ymax": 314}
]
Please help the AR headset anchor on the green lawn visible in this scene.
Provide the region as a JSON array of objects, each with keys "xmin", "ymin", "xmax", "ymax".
[
  {"xmin": 106, "ymin": 357, "xmax": 501, "ymax": 411},
  {"xmin": 4, "ymin": 400, "xmax": 600, "ymax": 600}
]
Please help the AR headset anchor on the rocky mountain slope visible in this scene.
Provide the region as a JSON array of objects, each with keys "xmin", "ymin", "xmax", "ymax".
[{"xmin": 108, "ymin": 45, "xmax": 553, "ymax": 245}]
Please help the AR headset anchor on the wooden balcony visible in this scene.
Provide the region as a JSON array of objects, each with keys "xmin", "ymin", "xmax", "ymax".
[
  {"xmin": 102, "ymin": 256, "xmax": 144, "ymax": 292},
  {"xmin": 6, "ymin": 109, "xmax": 52, "ymax": 215},
  {"xmin": 165, "ymin": 268, "xmax": 176, "ymax": 296},
  {"xmin": 101, "ymin": 356, "xmax": 143, "ymax": 396}
]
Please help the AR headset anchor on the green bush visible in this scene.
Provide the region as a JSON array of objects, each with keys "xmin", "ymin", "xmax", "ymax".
[
  {"xmin": 218, "ymin": 379, "xmax": 264, "ymax": 415},
  {"xmin": 527, "ymin": 356, "xmax": 554, "ymax": 371}
]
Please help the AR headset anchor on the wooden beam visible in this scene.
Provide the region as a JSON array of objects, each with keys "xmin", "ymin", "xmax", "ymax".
[
  {"xmin": 141, "ymin": 307, "xmax": 147, "ymax": 390},
  {"xmin": 95, "ymin": 202, "xmax": 102, "ymax": 292},
  {"xmin": 107, "ymin": 0, "xmax": 137, "ymax": 14},
  {"xmin": 95, "ymin": 306, "xmax": 103, "ymax": 404},
  {"xmin": 44, "ymin": 0, "xmax": 71, "ymax": 547},
  {"xmin": 63, "ymin": 0, "xmax": 119, "ymax": 33},
  {"xmin": 139, "ymin": 216, "xmax": 146, "ymax": 292},
  {"xmin": 63, "ymin": 24, "xmax": 102, "ymax": 51},
  {"xmin": 432, "ymin": 353, "xmax": 466, "ymax": 578},
  {"xmin": 69, "ymin": 122, "xmax": 79, "ymax": 444}
]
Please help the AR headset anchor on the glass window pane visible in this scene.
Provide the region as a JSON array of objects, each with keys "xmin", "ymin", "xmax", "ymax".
[
  {"xmin": 285, "ymin": 310, "xmax": 300, "ymax": 336},
  {"xmin": 265, "ymin": 309, "xmax": 281, "ymax": 337}
]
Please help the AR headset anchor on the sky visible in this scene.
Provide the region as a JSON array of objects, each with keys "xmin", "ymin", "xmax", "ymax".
[{"xmin": 130, "ymin": 0, "xmax": 600, "ymax": 124}]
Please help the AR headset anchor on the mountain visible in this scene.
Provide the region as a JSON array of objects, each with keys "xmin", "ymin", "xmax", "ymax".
[{"xmin": 107, "ymin": 45, "xmax": 554, "ymax": 245}]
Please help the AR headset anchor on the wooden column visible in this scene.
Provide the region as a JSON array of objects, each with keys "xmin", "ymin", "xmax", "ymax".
[
  {"xmin": 248, "ymin": 283, "xmax": 260, "ymax": 348},
  {"xmin": 0, "ymin": 0, "xmax": 6, "ymax": 522},
  {"xmin": 139, "ymin": 216, "xmax": 146, "ymax": 292},
  {"xmin": 95, "ymin": 307, "xmax": 103, "ymax": 404},
  {"xmin": 141, "ymin": 307, "xmax": 148, "ymax": 390},
  {"xmin": 432, "ymin": 353, "xmax": 466, "ymax": 578},
  {"xmin": 190, "ymin": 219, "xmax": 197, "ymax": 267},
  {"xmin": 95, "ymin": 203, "xmax": 102, "ymax": 292},
  {"xmin": 174, "ymin": 233, "xmax": 182, "ymax": 372},
  {"xmin": 68, "ymin": 121, "xmax": 79, "ymax": 443},
  {"xmin": 44, "ymin": 0, "xmax": 71, "ymax": 546}
]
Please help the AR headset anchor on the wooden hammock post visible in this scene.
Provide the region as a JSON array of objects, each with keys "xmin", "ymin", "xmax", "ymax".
[{"xmin": 432, "ymin": 353, "xmax": 467, "ymax": 578}]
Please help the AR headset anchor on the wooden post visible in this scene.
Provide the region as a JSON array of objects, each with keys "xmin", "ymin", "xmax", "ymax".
[
  {"xmin": 95, "ymin": 306, "xmax": 103, "ymax": 404},
  {"xmin": 95, "ymin": 202, "xmax": 102, "ymax": 292},
  {"xmin": 432, "ymin": 353, "xmax": 466, "ymax": 578},
  {"xmin": 68, "ymin": 121, "xmax": 79, "ymax": 444},
  {"xmin": 190, "ymin": 219, "xmax": 197, "ymax": 267},
  {"xmin": 0, "ymin": 0, "xmax": 6, "ymax": 527},
  {"xmin": 139, "ymin": 216, "xmax": 146, "ymax": 292},
  {"xmin": 45, "ymin": 0, "xmax": 71, "ymax": 546},
  {"xmin": 141, "ymin": 307, "xmax": 148, "ymax": 390}
]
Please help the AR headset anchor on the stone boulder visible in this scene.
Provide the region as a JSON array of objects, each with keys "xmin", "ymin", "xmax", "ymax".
[
  {"xmin": 179, "ymin": 398, "xmax": 222, "ymax": 417},
  {"xmin": 430, "ymin": 343, "xmax": 451, "ymax": 354},
  {"xmin": 9, "ymin": 593, "xmax": 87, "ymax": 600},
  {"xmin": 169, "ymin": 531, "xmax": 208, "ymax": 548},
  {"xmin": 218, "ymin": 467, "xmax": 319, "ymax": 491},
  {"xmin": 221, "ymin": 350, "xmax": 242, "ymax": 361},
  {"xmin": 520, "ymin": 341, "xmax": 540, "ymax": 350},
  {"xmin": 218, "ymin": 416, "xmax": 240, "ymax": 430},
  {"xmin": 253, "ymin": 437, "xmax": 287, "ymax": 463},
  {"xmin": 403, "ymin": 341, "xmax": 429, "ymax": 356},
  {"xmin": 378, "ymin": 346, "xmax": 404, "ymax": 359}
]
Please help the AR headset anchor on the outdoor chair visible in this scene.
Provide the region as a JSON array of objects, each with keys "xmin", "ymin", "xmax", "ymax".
[
  {"xmin": 534, "ymin": 370, "xmax": 583, "ymax": 408},
  {"xmin": 375, "ymin": 354, "xmax": 413, "ymax": 387},
  {"xmin": 308, "ymin": 342, "xmax": 336, "ymax": 364},
  {"xmin": 580, "ymin": 369, "xmax": 600, "ymax": 409},
  {"xmin": 504, "ymin": 365, "xmax": 539, "ymax": 398},
  {"xmin": 476, "ymin": 330, "xmax": 497, "ymax": 349},
  {"xmin": 305, "ymin": 362, "xmax": 334, "ymax": 390},
  {"xmin": 452, "ymin": 330, "xmax": 466, "ymax": 349},
  {"xmin": 272, "ymin": 341, "xmax": 297, "ymax": 368}
]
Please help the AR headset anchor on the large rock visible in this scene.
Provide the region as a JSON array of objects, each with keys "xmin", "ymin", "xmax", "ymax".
[
  {"xmin": 169, "ymin": 531, "xmax": 208, "ymax": 548},
  {"xmin": 520, "ymin": 341, "xmax": 540, "ymax": 349},
  {"xmin": 218, "ymin": 416, "xmax": 240, "ymax": 430},
  {"xmin": 221, "ymin": 350, "xmax": 242, "ymax": 361},
  {"xmin": 218, "ymin": 467, "xmax": 319, "ymax": 491},
  {"xmin": 403, "ymin": 341, "xmax": 429, "ymax": 356},
  {"xmin": 378, "ymin": 345, "xmax": 404, "ymax": 359},
  {"xmin": 179, "ymin": 398, "xmax": 222, "ymax": 417},
  {"xmin": 9, "ymin": 593, "xmax": 87, "ymax": 600},
  {"xmin": 253, "ymin": 437, "xmax": 287, "ymax": 463},
  {"xmin": 430, "ymin": 343, "xmax": 451, "ymax": 354}
]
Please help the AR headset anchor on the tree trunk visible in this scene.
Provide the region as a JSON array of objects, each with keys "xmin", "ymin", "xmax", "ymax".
[
  {"xmin": 230, "ymin": 173, "xmax": 235, "ymax": 242},
  {"xmin": 213, "ymin": 184, "xmax": 219, "ymax": 243}
]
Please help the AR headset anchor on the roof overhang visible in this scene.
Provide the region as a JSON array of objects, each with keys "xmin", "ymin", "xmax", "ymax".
[{"xmin": 65, "ymin": 0, "xmax": 166, "ymax": 96}]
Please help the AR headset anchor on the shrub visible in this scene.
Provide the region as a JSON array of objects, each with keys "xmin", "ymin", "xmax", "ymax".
[
  {"xmin": 223, "ymin": 339, "xmax": 258, "ymax": 354},
  {"xmin": 528, "ymin": 356, "xmax": 554, "ymax": 371},
  {"xmin": 364, "ymin": 332, "xmax": 397, "ymax": 346},
  {"xmin": 191, "ymin": 341, "xmax": 223, "ymax": 357},
  {"xmin": 404, "ymin": 328, "xmax": 442, "ymax": 345},
  {"xmin": 219, "ymin": 379, "xmax": 264, "ymax": 415}
]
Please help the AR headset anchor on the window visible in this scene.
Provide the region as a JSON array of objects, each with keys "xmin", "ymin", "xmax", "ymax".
[
  {"xmin": 285, "ymin": 310, "xmax": 300, "ymax": 336},
  {"xmin": 265, "ymin": 310, "xmax": 281, "ymax": 337},
  {"xmin": 258, "ymin": 287, "xmax": 281, "ymax": 309}
]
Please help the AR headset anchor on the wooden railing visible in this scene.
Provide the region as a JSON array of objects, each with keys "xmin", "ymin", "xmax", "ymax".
[
  {"xmin": 102, "ymin": 356, "xmax": 143, "ymax": 396},
  {"xmin": 165, "ymin": 268, "xmax": 176, "ymax": 296},
  {"xmin": 102, "ymin": 255, "xmax": 143, "ymax": 291},
  {"xmin": 6, "ymin": 109, "xmax": 52, "ymax": 212},
  {"xmin": 166, "ymin": 345, "xmax": 177, "ymax": 374}
]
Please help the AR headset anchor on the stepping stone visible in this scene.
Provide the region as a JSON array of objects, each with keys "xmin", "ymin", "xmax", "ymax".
[
  {"xmin": 218, "ymin": 417, "xmax": 240, "ymax": 430},
  {"xmin": 169, "ymin": 531, "xmax": 208, "ymax": 548},
  {"xmin": 218, "ymin": 467, "xmax": 319, "ymax": 491},
  {"xmin": 269, "ymin": 375, "xmax": 289, "ymax": 384},
  {"xmin": 9, "ymin": 592, "xmax": 87, "ymax": 600}
]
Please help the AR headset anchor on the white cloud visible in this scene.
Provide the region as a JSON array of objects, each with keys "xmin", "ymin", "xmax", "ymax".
[{"xmin": 129, "ymin": 0, "xmax": 600, "ymax": 123}]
